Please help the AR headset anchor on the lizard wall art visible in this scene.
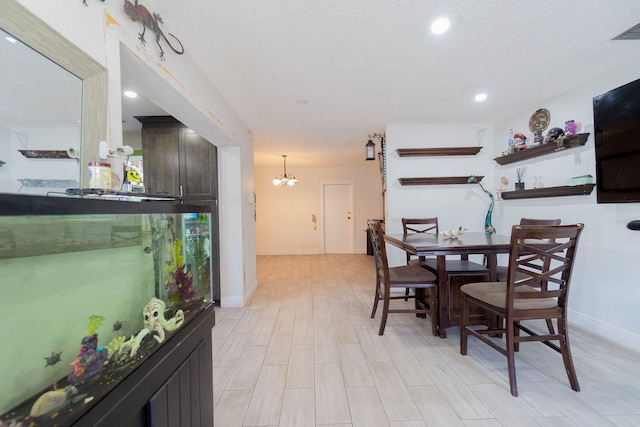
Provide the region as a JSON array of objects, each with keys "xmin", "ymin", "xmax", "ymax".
[{"xmin": 123, "ymin": 0, "xmax": 185, "ymax": 61}]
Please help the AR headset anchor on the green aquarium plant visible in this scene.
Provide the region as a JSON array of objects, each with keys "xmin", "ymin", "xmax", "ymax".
[
  {"xmin": 87, "ymin": 315, "xmax": 105, "ymax": 336},
  {"xmin": 165, "ymin": 238, "xmax": 197, "ymax": 305}
]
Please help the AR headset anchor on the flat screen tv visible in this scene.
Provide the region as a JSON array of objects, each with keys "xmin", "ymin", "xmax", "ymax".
[{"xmin": 593, "ymin": 77, "xmax": 640, "ymax": 203}]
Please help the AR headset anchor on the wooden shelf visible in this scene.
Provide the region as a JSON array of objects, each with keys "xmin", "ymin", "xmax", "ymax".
[
  {"xmin": 501, "ymin": 184, "xmax": 595, "ymax": 200},
  {"xmin": 398, "ymin": 176, "xmax": 484, "ymax": 186},
  {"xmin": 493, "ymin": 133, "xmax": 589, "ymax": 165},
  {"xmin": 397, "ymin": 146, "xmax": 482, "ymax": 157},
  {"xmin": 18, "ymin": 149, "xmax": 72, "ymax": 159}
]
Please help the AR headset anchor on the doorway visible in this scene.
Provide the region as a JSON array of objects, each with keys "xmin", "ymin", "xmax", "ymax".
[{"xmin": 323, "ymin": 183, "xmax": 354, "ymax": 253}]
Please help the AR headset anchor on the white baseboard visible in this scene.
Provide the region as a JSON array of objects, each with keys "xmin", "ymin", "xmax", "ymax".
[
  {"xmin": 569, "ymin": 309, "xmax": 640, "ymax": 353},
  {"xmin": 219, "ymin": 279, "xmax": 257, "ymax": 308}
]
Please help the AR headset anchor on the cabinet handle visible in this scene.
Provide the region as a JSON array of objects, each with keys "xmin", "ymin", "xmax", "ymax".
[{"xmin": 179, "ymin": 185, "xmax": 183, "ymax": 197}]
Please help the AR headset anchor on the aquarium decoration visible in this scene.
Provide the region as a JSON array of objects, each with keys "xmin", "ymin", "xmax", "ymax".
[
  {"xmin": 44, "ymin": 351, "xmax": 62, "ymax": 367},
  {"xmin": 165, "ymin": 238, "xmax": 197, "ymax": 305},
  {"xmin": 67, "ymin": 315, "xmax": 108, "ymax": 385},
  {"xmin": 29, "ymin": 385, "xmax": 77, "ymax": 418},
  {"xmin": 125, "ymin": 298, "xmax": 184, "ymax": 357}
]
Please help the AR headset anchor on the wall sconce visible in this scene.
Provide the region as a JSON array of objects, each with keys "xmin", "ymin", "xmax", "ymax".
[
  {"xmin": 365, "ymin": 140, "xmax": 375, "ymax": 161},
  {"xmin": 366, "ymin": 132, "xmax": 384, "ymax": 161},
  {"xmin": 98, "ymin": 141, "xmax": 134, "ymax": 160}
]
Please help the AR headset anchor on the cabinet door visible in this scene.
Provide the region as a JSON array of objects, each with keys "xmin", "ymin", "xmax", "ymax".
[
  {"xmin": 179, "ymin": 131, "xmax": 216, "ymax": 200},
  {"xmin": 141, "ymin": 126, "xmax": 181, "ymax": 196}
]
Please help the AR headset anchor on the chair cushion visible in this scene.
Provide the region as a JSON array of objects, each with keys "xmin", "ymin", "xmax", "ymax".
[
  {"xmin": 389, "ymin": 264, "xmax": 437, "ymax": 285},
  {"xmin": 460, "ymin": 282, "xmax": 557, "ymax": 311}
]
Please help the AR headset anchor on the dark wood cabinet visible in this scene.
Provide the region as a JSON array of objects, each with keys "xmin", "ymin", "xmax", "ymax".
[
  {"xmin": 137, "ymin": 116, "xmax": 220, "ymax": 306},
  {"xmin": 138, "ymin": 116, "xmax": 218, "ymax": 201}
]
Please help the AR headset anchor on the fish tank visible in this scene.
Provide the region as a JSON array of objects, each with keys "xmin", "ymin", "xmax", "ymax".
[{"xmin": 0, "ymin": 193, "xmax": 215, "ymax": 426}]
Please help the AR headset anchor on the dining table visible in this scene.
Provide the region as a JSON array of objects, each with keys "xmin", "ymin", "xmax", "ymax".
[{"xmin": 384, "ymin": 231, "xmax": 512, "ymax": 337}]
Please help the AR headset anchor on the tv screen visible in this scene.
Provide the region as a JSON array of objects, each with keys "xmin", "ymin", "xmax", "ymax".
[{"xmin": 593, "ymin": 77, "xmax": 640, "ymax": 203}]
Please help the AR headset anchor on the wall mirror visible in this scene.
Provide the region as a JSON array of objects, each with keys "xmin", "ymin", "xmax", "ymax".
[
  {"xmin": 0, "ymin": 0, "xmax": 107, "ymax": 195},
  {"xmin": 0, "ymin": 27, "xmax": 82, "ymax": 195}
]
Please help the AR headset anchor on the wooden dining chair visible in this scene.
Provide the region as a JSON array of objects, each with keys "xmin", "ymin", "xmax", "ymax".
[
  {"xmin": 495, "ymin": 218, "xmax": 562, "ymax": 281},
  {"xmin": 368, "ymin": 220, "xmax": 439, "ymax": 336},
  {"xmin": 401, "ymin": 218, "xmax": 438, "ymax": 299},
  {"xmin": 459, "ymin": 223, "xmax": 585, "ymax": 396}
]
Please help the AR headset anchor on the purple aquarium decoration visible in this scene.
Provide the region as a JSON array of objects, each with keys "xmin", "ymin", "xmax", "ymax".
[{"xmin": 67, "ymin": 333, "xmax": 108, "ymax": 384}]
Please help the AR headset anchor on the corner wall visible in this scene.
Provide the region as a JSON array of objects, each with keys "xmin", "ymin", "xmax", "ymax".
[{"xmin": 492, "ymin": 57, "xmax": 640, "ymax": 351}]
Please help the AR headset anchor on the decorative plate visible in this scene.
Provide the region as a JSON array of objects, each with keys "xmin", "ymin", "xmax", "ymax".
[{"xmin": 529, "ymin": 108, "xmax": 551, "ymax": 133}]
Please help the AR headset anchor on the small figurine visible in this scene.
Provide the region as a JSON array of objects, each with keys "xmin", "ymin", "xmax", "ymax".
[
  {"xmin": 497, "ymin": 176, "xmax": 509, "ymax": 191},
  {"xmin": 514, "ymin": 133, "xmax": 527, "ymax": 149},
  {"xmin": 441, "ymin": 227, "xmax": 468, "ymax": 239},
  {"xmin": 113, "ymin": 320, "xmax": 123, "ymax": 332},
  {"xmin": 564, "ymin": 120, "xmax": 577, "ymax": 136}
]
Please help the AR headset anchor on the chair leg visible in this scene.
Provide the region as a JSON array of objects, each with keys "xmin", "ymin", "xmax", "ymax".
[
  {"xmin": 378, "ymin": 294, "xmax": 391, "ymax": 335},
  {"xmin": 558, "ymin": 317, "xmax": 580, "ymax": 392},
  {"xmin": 404, "ymin": 287, "xmax": 410, "ymax": 301},
  {"xmin": 371, "ymin": 291, "xmax": 380, "ymax": 319},
  {"xmin": 429, "ymin": 290, "xmax": 438, "ymax": 336},
  {"xmin": 506, "ymin": 319, "xmax": 518, "ymax": 397},
  {"xmin": 371, "ymin": 276, "xmax": 381, "ymax": 318},
  {"xmin": 546, "ymin": 319, "xmax": 556, "ymax": 335},
  {"xmin": 460, "ymin": 295, "xmax": 469, "ymax": 355}
]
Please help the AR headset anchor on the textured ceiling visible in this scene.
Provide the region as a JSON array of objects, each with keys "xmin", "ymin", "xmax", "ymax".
[{"xmin": 143, "ymin": 1, "xmax": 640, "ymax": 167}]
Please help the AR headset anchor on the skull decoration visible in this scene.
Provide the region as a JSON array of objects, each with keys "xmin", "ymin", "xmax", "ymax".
[{"xmin": 544, "ymin": 127, "xmax": 564, "ymax": 143}]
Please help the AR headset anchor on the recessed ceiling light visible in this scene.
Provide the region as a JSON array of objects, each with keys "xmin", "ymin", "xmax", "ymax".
[
  {"xmin": 123, "ymin": 90, "xmax": 138, "ymax": 98},
  {"xmin": 430, "ymin": 17, "xmax": 450, "ymax": 35},
  {"xmin": 5, "ymin": 35, "xmax": 18, "ymax": 44},
  {"xmin": 475, "ymin": 93, "xmax": 488, "ymax": 102}
]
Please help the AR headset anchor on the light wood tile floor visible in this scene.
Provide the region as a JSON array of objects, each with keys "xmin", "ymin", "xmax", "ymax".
[{"xmin": 212, "ymin": 255, "xmax": 640, "ymax": 427}]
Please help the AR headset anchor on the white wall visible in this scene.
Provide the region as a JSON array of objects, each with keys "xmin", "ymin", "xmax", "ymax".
[
  {"xmin": 15, "ymin": 0, "xmax": 256, "ymax": 308},
  {"xmin": 493, "ymin": 57, "xmax": 640, "ymax": 351},
  {"xmin": 254, "ymin": 164, "xmax": 383, "ymax": 255},
  {"xmin": 385, "ymin": 60, "xmax": 640, "ymax": 351},
  {"xmin": 384, "ymin": 123, "xmax": 495, "ymax": 266}
]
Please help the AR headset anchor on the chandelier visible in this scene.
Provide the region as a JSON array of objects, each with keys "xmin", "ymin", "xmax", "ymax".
[{"xmin": 273, "ymin": 154, "xmax": 298, "ymax": 186}]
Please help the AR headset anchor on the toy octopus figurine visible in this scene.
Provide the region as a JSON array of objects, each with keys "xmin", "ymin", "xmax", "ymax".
[{"xmin": 127, "ymin": 298, "xmax": 185, "ymax": 357}]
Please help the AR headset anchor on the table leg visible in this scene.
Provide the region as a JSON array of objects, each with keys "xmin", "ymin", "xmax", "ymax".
[{"xmin": 436, "ymin": 255, "xmax": 447, "ymax": 338}]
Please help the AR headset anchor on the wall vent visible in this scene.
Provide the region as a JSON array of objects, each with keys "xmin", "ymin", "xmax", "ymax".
[{"xmin": 613, "ymin": 22, "xmax": 640, "ymax": 40}]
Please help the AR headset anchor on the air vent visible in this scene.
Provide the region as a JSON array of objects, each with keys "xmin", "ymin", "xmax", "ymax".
[{"xmin": 613, "ymin": 22, "xmax": 640, "ymax": 40}]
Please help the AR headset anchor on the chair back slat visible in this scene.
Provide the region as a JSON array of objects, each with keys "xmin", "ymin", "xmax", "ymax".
[
  {"xmin": 368, "ymin": 220, "xmax": 389, "ymax": 291},
  {"xmin": 506, "ymin": 224, "xmax": 584, "ymax": 312},
  {"xmin": 402, "ymin": 218, "xmax": 438, "ymax": 235}
]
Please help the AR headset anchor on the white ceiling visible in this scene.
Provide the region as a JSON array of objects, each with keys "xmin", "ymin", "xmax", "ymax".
[{"xmin": 137, "ymin": 1, "xmax": 640, "ymax": 168}]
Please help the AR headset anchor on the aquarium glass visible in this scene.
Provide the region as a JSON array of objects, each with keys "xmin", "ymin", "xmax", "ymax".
[{"xmin": 0, "ymin": 211, "xmax": 213, "ymax": 426}]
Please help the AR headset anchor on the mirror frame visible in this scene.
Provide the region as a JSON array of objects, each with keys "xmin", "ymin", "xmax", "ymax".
[{"xmin": 0, "ymin": 0, "xmax": 107, "ymax": 187}]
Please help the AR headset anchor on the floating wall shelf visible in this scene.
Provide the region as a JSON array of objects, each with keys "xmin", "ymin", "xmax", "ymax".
[
  {"xmin": 501, "ymin": 184, "xmax": 595, "ymax": 200},
  {"xmin": 396, "ymin": 146, "xmax": 483, "ymax": 157},
  {"xmin": 493, "ymin": 133, "xmax": 590, "ymax": 165},
  {"xmin": 0, "ymin": 160, "xmax": 5, "ymax": 167},
  {"xmin": 18, "ymin": 149, "xmax": 72, "ymax": 159},
  {"xmin": 398, "ymin": 176, "xmax": 484, "ymax": 186}
]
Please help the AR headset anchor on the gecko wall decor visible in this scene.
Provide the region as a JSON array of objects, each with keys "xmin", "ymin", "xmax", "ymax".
[{"xmin": 123, "ymin": 0, "xmax": 185, "ymax": 61}]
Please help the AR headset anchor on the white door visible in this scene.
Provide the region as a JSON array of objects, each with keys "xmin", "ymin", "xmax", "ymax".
[{"xmin": 324, "ymin": 183, "xmax": 354, "ymax": 253}]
